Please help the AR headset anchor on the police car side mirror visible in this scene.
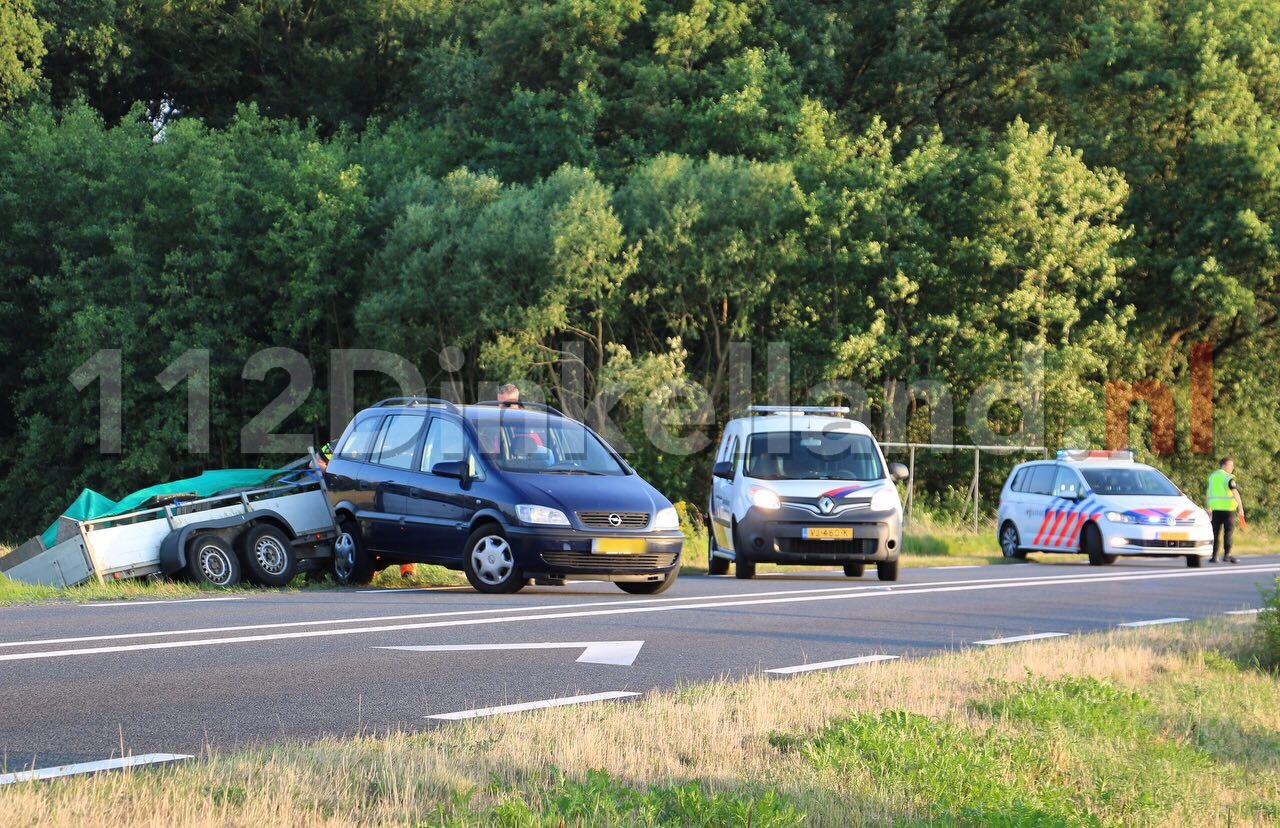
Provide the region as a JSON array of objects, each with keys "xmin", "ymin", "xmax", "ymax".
[
  {"xmin": 712, "ymin": 461, "xmax": 735, "ymax": 480},
  {"xmin": 889, "ymin": 463, "xmax": 909, "ymax": 482}
]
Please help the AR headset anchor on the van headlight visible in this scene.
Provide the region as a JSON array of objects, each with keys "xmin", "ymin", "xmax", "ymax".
[
  {"xmin": 1105, "ymin": 511, "xmax": 1134, "ymax": 524},
  {"xmin": 653, "ymin": 507, "xmax": 679, "ymax": 530},
  {"xmin": 749, "ymin": 486, "xmax": 781, "ymax": 510},
  {"xmin": 516, "ymin": 504, "xmax": 571, "ymax": 526},
  {"xmin": 870, "ymin": 488, "xmax": 898, "ymax": 512}
]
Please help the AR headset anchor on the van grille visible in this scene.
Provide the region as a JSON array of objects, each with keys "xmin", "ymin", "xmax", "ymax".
[
  {"xmin": 779, "ymin": 539, "xmax": 879, "ymax": 558},
  {"xmin": 576, "ymin": 511, "xmax": 650, "ymax": 529}
]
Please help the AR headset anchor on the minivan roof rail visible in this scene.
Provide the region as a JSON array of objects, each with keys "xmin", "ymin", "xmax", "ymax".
[
  {"xmin": 472, "ymin": 400, "xmax": 568, "ymax": 418},
  {"xmin": 374, "ymin": 397, "xmax": 461, "ymax": 412},
  {"xmin": 748, "ymin": 405, "xmax": 850, "ymax": 416}
]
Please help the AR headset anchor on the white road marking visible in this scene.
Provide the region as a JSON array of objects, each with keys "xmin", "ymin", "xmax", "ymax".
[
  {"xmin": 1118, "ymin": 617, "xmax": 1189, "ymax": 628},
  {"xmin": 930, "ymin": 565, "xmax": 982, "ymax": 569},
  {"xmin": 428, "ymin": 691, "xmax": 640, "ymax": 721},
  {"xmin": 3, "ymin": 564, "xmax": 1278, "ymax": 663},
  {"xmin": 79, "ymin": 597, "xmax": 246, "ymax": 607},
  {"xmin": 767, "ymin": 654, "xmax": 899, "ymax": 674},
  {"xmin": 378, "ymin": 640, "xmax": 644, "ymax": 666},
  {"xmin": 0, "ymin": 753, "xmax": 192, "ymax": 785},
  {"xmin": 1224, "ymin": 609, "xmax": 1261, "ymax": 616},
  {"xmin": 974, "ymin": 632, "xmax": 1070, "ymax": 646}
]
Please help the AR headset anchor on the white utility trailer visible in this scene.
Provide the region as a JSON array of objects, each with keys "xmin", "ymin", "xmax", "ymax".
[{"xmin": 0, "ymin": 466, "xmax": 339, "ymax": 589}]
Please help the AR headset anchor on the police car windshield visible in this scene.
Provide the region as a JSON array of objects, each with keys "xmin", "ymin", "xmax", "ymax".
[
  {"xmin": 466, "ymin": 413, "xmax": 626, "ymax": 475},
  {"xmin": 744, "ymin": 431, "xmax": 884, "ymax": 481},
  {"xmin": 1081, "ymin": 468, "xmax": 1180, "ymax": 497}
]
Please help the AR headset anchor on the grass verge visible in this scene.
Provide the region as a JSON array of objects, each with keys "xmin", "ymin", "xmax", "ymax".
[{"xmin": 2, "ymin": 617, "xmax": 1278, "ymax": 826}]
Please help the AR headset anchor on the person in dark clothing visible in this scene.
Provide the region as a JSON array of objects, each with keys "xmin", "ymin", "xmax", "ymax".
[{"xmin": 1206, "ymin": 457, "xmax": 1245, "ymax": 563}]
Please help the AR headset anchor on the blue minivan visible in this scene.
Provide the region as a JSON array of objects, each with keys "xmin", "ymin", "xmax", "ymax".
[{"xmin": 324, "ymin": 398, "xmax": 684, "ymax": 594}]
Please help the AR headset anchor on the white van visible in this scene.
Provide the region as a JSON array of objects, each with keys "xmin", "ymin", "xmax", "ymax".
[{"xmin": 707, "ymin": 407, "xmax": 909, "ymax": 581}]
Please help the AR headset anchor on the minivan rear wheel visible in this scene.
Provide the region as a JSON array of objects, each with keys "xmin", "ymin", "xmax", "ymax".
[
  {"xmin": 463, "ymin": 525, "xmax": 525, "ymax": 594},
  {"xmin": 707, "ymin": 531, "xmax": 729, "ymax": 575}
]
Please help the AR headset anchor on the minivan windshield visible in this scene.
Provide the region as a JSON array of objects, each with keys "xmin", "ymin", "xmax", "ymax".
[
  {"xmin": 1081, "ymin": 468, "xmax": 1181, "ymax": 497},
  {"xmin": 744, "ymin": 431, "xmax": 884, "ymax": 481},
  {"xmin": 468, "ymin": 415, "xmax": 627, "ymax": 475}
]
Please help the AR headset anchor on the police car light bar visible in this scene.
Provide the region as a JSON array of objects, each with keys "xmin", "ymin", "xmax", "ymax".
[
  {"xmin": 749, "ymin": 406, "xmax": 850, "ymax": 415},
  {"xmin": 1056, "ymin": 449, "xmax": 1134, "ymax": 462}
]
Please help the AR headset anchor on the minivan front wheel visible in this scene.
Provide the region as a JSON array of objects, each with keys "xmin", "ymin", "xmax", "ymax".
[{"xmin": 463, "ymin": 525, "xmax": 525, "ymax": 594}]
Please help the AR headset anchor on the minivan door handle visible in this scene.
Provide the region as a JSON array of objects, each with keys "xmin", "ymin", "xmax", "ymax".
[{"xmin": 357, "ymin": 480, "xmax": 370, "ymax": 490}]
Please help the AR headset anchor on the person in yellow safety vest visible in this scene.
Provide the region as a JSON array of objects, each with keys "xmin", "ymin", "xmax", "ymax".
[{"xmin": 1206, "ymin": 457, "xmax": 1245, "ymax": 563}]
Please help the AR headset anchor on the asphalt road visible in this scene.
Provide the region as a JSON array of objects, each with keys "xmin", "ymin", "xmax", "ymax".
[{"xmin": 2, "ymin": 555, "xmax": 1278, "ymax": 775}]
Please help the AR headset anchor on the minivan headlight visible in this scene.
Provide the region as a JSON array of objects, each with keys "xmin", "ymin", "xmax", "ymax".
[
  {"xmin": 653, "ymin": 507, "xmax": 679, "ymax": 530},
  {"xmin": 749, "ymin": 486, "xmax": 781, "ymax": 510},
  {"xmin": 516, "ymin": 504, "xmax": 571, "ymax": 526},
  {"xmin": 1105, "ymin": 511, "xmax": 1134, "ymax": 524},
  {"xmin": 870, "ymin": 487, "xmax": 898, "ymax": 512}
]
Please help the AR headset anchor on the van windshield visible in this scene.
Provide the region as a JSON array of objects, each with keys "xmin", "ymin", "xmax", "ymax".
[
  {"xmin": 1081, "ymin": 468, "xmax": 1180, "ymax": 497},
  {"xmin": 744, "ymin": 431, "xmax": 884, "ymax": 481},
  {"xmin": 468, "ymin": 416, "xmax": 627, "ymax": 475}
]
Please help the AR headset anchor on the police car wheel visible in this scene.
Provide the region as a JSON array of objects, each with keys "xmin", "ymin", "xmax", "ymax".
[
  {"xmin": 843, "ymin": 563, "xmax": 865, "ymax": 577},
  {"xmin": 998, "ymin": 522, "xmax": 1027, "ymax": 559},
  {"xmin": 1082, "ymin": 523, "xmax": 1115, "ymax": 565},
  {"xmin": 876, "ymin": 559, "xmax": 899, "ymax": 581},
  {"xmin": 1186, "ymin": 555, "xmax": 1203, "ymax": 568}
]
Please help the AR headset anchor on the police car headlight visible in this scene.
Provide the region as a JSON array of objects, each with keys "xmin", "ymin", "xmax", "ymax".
[
  {"xmin": 749, "ymin": 486, "xmax": 781, "ymax": 510},
  {"xmin": 516, "ymin": 504, "xmax": 571, "ymax": 526},
  {"xmin": 1105, "ymin": 511, "xmax": 1134, "ymax": 524},
  {"xmin": 870, "ymin": 488, "xmax": 898, "ymax": 512},
  {"xmin": 653, "ymin": 507, "xmax": 680, "ymax": 531}
]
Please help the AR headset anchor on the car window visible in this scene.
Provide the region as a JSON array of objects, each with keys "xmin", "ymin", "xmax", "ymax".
[
  {"xmin": 467, "ymin": 413, "xmax": 626, "ymax": 475},
  {"xmin": 1081, "ymin": 467, "xmax": 1180, "ymax": 496},
  {"xmin": 371, "ymin": 414, "xmax": 424, "ymax": 469},
  {"xmin": 744, "ymin": 431, "xmax": 884, "ymax": 481},
  {"xmin": 1009, "ymin": 467, "xmax": 1027, "ymax": 492},
  {"xmin": 1026, "ymin": 465, "xmax": 1057, "ymax": 496},
  {"xmin": 1052, "ymin": 467, "xmax": 1082, "ymax": 499},
  {"xmin": 420, "ymin": 417, "xmax": 469, "ymax": 475},
  {"xmin": 336, "ymin": 416, "xmax": 381, "ymax": 461},
  {"xmin": 718, "ymin": 435, "xmax": 739, "ymax": 468}
]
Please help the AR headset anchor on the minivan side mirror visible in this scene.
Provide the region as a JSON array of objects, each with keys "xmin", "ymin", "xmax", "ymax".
[
  {"xmin": 432, "ymin": 461, "xmax": 468, "ymax": 480},
  {"xmin": 889, "ymin": 462, "xmax": 910, "ymax": 482},
  {"xmin": 712, "ymin": 461, "xmax": 735, "ymax": 480}
]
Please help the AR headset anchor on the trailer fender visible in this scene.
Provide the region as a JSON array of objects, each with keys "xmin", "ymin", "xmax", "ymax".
[{"xmin": 158, "ymin": 510, "xmax": 299, "ymax": 576}]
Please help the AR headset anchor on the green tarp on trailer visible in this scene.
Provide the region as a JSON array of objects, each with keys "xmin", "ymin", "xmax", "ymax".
[{"xmin": 40, "ymin": 469, "xmax": 288, "ymax": 549}]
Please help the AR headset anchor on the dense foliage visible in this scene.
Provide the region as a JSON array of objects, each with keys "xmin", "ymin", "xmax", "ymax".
[{"xmin": 2, "ymin": 0, "xmax": 1279, "ymax": 537}]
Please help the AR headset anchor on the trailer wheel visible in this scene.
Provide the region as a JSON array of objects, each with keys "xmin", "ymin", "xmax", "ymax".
[
  {"xmin": 186, "ymin": 535, "xmax": 241, "ymax": 588},
  {"xmin": 238, "ymin": 524, "xmax": 297, "ymax": 587},
  {"xmin": 332, "ymin": 518, "xmax": 374, "ymax": 585}
]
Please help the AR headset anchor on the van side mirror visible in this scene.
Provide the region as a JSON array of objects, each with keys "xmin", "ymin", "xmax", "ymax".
[
  {"xmin": 432, "ymin": 461, "xmax": 468, "ymax": 480},
  {"xmin": 890, "ymin": 463, "xmax": 909, "ymax": 482},
  {"xmin": 712, "ymin": 461, "xmax": 735, "ymax": 480}
]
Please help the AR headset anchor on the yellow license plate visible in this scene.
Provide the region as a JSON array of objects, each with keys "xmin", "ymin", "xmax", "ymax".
[
  {"xmin": 804, "ymin": 527, "xmax": 853, "ymax": 540},
  {"xmin": 1158, "ymin": 532, "xmax": 1189, "ymax": 541},
  {"xmin": 592, "ymin": 538, "xmax": 647, "ymax": 554}
]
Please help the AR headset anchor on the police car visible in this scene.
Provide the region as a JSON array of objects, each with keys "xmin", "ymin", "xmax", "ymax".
[
  {"xmin": 707, "ymin": 406, "xmax": 909, "ymax": 581},
  {"xmin": 996, "ymin": 450, "xmax": 1213, "ymax": 567}
]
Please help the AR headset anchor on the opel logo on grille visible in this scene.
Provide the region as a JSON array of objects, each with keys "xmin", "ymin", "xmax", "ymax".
[
  {"xmin": 818, "ymin": 496, "xmax": 835, "ymax": 515},
  {"xmin": 608, "ymin": 513, "xmax": 623, "ymax": 527}
]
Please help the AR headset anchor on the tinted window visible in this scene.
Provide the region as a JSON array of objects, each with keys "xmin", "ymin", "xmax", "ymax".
[
  {"xmin": 1052, "ymin": 467, "xmax": 1083, "ymax": 498},
  {"xmin": 336, "ymin": 416, "xmax": 381, "ymax": 461},
  {"xmin": 744, "ymin": 431, "xmax": 884, "ymax": 481},
  {"xmin": 420, "ymin": 417, "xmax": 468, "ymax": 474},
  {"xmin": 1081, "ymin": 468, "xmax": 1180, "ymax": 497},
  {"xmin": 372, "ymin": 414, "xmax": 424, "ymax": 469},
  {"xmin": 1026, "ymin": 465, "xmax": 1057, "ymax": 496},
  {"xmin": 1009, "ymin": 467, "xmax": 1028, "ymax": 492}
]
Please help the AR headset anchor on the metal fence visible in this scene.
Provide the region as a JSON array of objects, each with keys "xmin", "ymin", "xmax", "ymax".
[{"xmin": 882, "ymin": 442, "xmax": 1049, "ymax": 531}]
